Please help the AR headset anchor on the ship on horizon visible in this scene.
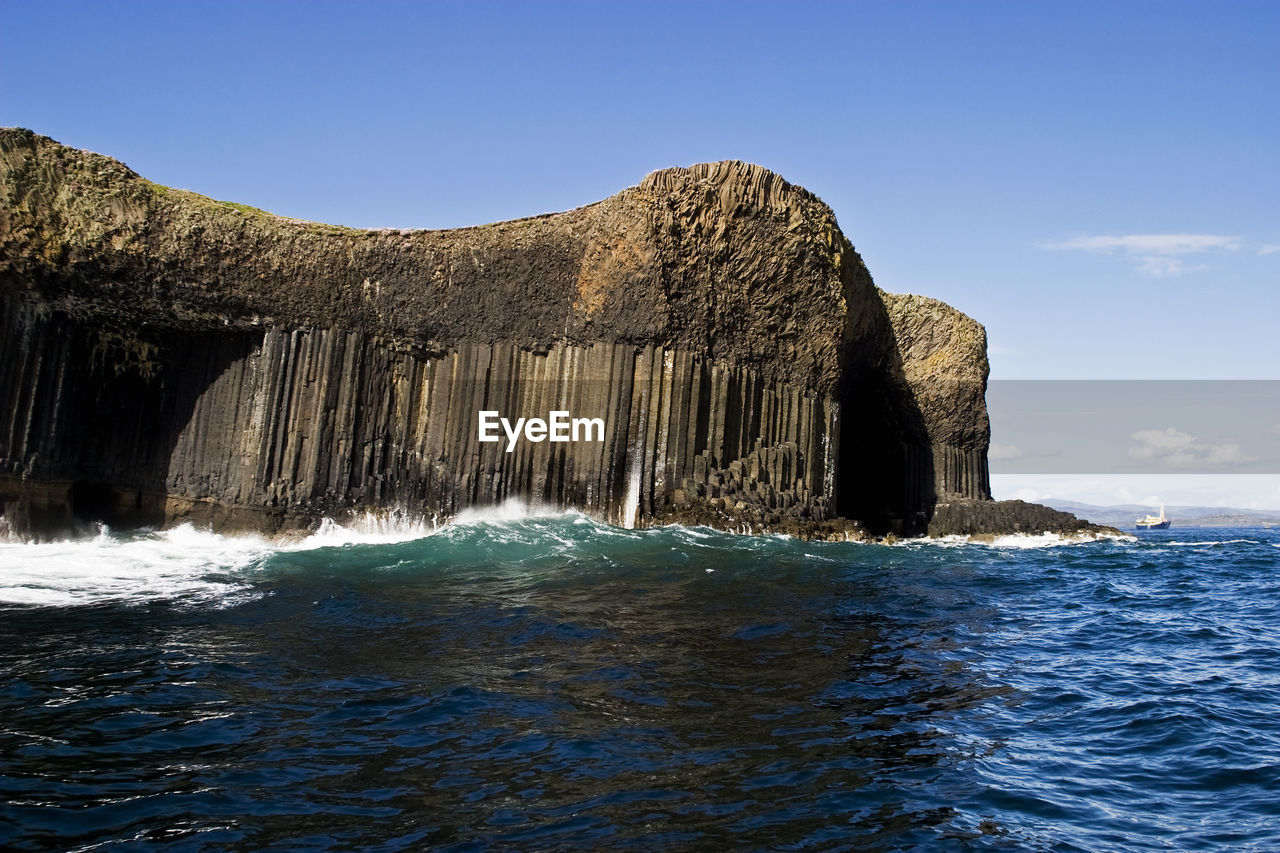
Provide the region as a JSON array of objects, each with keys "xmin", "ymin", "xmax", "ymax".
[{"xmin": 1136, "ymin": 504, "xmax": 1171, "ymax": 530}]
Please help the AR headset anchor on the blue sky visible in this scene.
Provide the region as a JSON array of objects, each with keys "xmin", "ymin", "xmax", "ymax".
[{"xmin": 3, "ymin": 0, "xmax": 1275, "ymax": 381}]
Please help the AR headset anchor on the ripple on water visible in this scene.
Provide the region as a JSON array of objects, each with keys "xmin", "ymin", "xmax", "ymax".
[{"xmin": 0, "ymin": 520, "xmax": 1278, "ymax": 850}]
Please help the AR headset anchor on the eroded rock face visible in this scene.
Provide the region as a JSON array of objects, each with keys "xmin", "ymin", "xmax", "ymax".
[
  {"xmin": 0, "ymin": 128, "xmax": 1089, "ymax": 540},
  {"xmin": 881, "ymin": 291, "xmax": 992, "ymax": 501}
]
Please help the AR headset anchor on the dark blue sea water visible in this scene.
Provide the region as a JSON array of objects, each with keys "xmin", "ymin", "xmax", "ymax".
[{"xmin": 2, "ymin": 512, "xmax": 1278, "ymax": 851}]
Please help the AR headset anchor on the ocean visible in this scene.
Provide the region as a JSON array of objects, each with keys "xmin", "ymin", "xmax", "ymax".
[{"xmin": 2, "ymin": 510, "xmax": 1277, "ymax": 851}]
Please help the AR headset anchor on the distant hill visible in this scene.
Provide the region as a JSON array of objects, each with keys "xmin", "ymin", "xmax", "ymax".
[{"xmin": 1041, "ymin": 500, "xmax": 1280, "ymax": 529}]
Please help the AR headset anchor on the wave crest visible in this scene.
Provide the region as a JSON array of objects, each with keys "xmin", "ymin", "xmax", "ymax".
[{"xmin": 0, "ymin": 523, "xmax": 269, "ymax": 607}]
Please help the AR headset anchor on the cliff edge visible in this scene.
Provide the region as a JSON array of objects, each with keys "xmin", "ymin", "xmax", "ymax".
[{"xmin": 0, "ymin": 128, "xmax": 1102, "ymax": 540}]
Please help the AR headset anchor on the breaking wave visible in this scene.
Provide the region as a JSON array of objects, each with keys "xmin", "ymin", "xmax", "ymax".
[{"xmin": 0, "ymin": 503, "xmax": 1229, "ymax": 609}]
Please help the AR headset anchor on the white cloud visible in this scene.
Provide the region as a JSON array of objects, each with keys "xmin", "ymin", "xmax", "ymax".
[
  {"xmin": 988, "ymin": 443, "xmax": 1023, "ymax": 461},
  {"xmin": 1046, "ymin": 234, "xmax": 1242, "ymax": 254},
  {"xmin": 1206, "ymin": 443, "xmax": 1251, "ymax": 464},
  {"xmin": 1042, "ymin": 233, "xmax": 1241, "ymax": 277},
  {"xmin": 1260, "ymin": 243, "xmax": 1280, "ymax": 256},
  {"xmin": 1133, "ymin": 256, "xmax": 1206, "ymax": 278},
  {"xmin": 1129, "ymin": 427, "xmax": 1255, "ymax": 469}
]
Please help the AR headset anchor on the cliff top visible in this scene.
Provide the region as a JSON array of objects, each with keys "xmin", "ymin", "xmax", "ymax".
[
  {"xmin": 0, "ymin": 127, "xmax": 814, "ymax": 232},
  {"xmin": 0, "ymin": 127, "xmax": 877, "ymax": 394}
]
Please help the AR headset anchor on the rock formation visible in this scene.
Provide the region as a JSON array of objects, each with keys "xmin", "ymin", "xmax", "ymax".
[{"xmin": 0, "ymin": 128, "xmax": 1099, "ymax": 540}]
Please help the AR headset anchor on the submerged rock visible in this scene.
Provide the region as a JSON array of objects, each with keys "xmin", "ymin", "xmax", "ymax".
[{"xmin": 0, "ymin": 128, "xmax": 1105, "ymax": 540}]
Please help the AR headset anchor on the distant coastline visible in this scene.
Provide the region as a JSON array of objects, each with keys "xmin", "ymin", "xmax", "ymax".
[{"xmin": 1042, "ymin": 499, "xmax": 1280, "ymax": 529}]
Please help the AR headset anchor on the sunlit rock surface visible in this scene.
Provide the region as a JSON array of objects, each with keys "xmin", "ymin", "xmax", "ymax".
[{"xmin": 0, "ymin": 128, "xmax": 1101, "ymax": 540}]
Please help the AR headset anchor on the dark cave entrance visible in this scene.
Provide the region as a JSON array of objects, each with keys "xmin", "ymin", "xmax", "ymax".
[
  {"xmin": 70, "ymin": 481, "xmax": 120, "ymax": 524},
  {"xmin": 833, "ymin": 368, "xmax": 936, "ymax": 538}
]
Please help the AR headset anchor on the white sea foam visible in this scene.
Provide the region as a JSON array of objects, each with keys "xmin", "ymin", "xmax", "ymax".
[
  {"xmin": 285, "ymin": 501, "xmax": 578, "ymax": 549},
  {"xmin": 0, "ymin": 502, "xmax": 585, "ymax": 608},
  {"xmin": 451, "ymin": 499, "xmax": 569, "ymax": 527},
  {"xmin": 894, "ymin": 534, "xmax": 982, "ymax": 549},
  {"xmin": 987, "ymin": 532, "xmax": 1117, "ymax": 549},
  {"xmin": 296, "ymin": 511, "xmax": 441, "ymax": 548},
  {"xmin": 0, "ymin": 524, "xmax": 271, "ymax": 607},
  {"xmin": 1164, "ymin": 539, "xmax": 1260, "ymax": 547},
  {"xmin": 671, "ymin": 525, "xmax": 717, "ymax": 540},
  {"xmin": 896, "ymin": 530, "xmax": 1135, "ymax": 549}
]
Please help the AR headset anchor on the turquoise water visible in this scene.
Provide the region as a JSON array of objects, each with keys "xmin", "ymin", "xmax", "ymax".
[{"xmin": 1, "ymin": 513, "xmax": 1278, "ymax": 850}]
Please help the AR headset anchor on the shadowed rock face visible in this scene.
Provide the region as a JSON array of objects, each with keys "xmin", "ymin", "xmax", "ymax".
[{"xmin": 0, "ymin": 128, "xmax": 1096, "ymax": 540}]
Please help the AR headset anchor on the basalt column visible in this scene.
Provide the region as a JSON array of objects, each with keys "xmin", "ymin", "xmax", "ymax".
[{"xmin": 0, "ymin": 127, "xmax": 1000, "ymax": 539}]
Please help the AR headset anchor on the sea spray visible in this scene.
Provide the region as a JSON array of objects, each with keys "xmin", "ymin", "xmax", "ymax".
[{"xmin": 0, "ymin": 523, "xmax": 270, "ymax": 607}]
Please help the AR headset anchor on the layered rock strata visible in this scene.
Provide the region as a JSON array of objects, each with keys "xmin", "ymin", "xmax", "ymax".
[{"xmin": 0, "ymin": 128, "xmax": 1101, "ymax": 540}]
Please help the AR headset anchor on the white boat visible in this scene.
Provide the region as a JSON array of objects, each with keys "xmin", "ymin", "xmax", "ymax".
[{"xmin": 1135, "ymin": 504, "xmax": 1170, "ymax": 530}]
